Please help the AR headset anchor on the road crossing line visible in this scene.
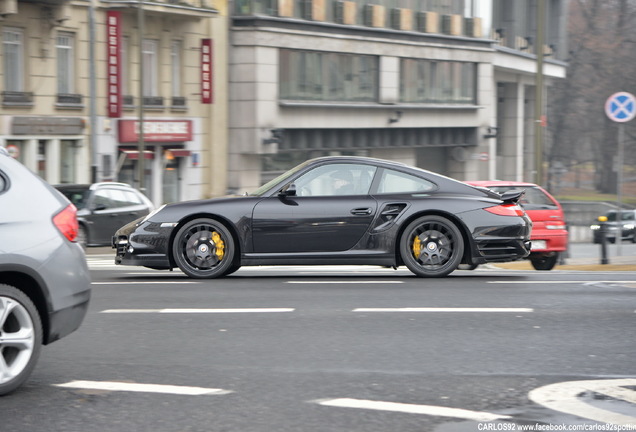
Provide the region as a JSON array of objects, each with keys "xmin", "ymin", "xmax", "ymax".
[
  {"xmin": 54, "ymin": 380, "xmax": 232, "ymax": 395},
  {"xmin": 316, "ymin": 398, "xmax": 511, "ymax": 422},
  {"xmin": 353, "ymin": 307, "xmax": 533, "ymax": 313}
]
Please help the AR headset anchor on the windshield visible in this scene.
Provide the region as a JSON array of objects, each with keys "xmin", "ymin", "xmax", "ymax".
[
  {"xmin": 249, "ymin": 162, "xmax": 309, "ymax": 197},
  {"xmin": 606, "ymin": 211, "xmax": 635, "ymax": 222},
  {"xmin": 57, "ymin": 187, "xmax": 90, "ymax": 209}
]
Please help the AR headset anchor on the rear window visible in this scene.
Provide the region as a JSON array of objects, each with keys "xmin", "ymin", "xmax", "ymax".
[{"xmin": 487, "ymin": 186, "xmax": 557, "ymax": 210}]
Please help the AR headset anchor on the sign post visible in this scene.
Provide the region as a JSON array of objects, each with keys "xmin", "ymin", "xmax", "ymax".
[{"xmin": 604, "ymin": 92, "xmax": 636, "ymax": 256}]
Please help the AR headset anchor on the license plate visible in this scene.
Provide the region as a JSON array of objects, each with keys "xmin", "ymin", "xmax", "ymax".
[{"xmin": 531, "ymin": 240, "xmax": 547, "ymax": 250}]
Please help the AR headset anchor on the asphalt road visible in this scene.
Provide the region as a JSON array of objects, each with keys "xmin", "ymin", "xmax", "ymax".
[{"xmin": 3, "ymin": 250, "xmax": 636, "ymax": 432}]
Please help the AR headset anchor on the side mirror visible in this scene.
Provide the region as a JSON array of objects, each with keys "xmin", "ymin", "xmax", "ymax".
[{"xmin": 279, "ymin": 183, "xmax": 297, "ymax": 197}]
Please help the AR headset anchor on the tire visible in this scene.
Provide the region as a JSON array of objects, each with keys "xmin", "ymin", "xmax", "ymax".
[
  {"xmin": 400, "ymin": 215, "xmax": 464, "ymax": 277},
  {"xmin": 0, "ymin": 284, "xmax": 43, "ymax": 396},
  {"xmin": 172, "ymin": 218, "xmax": 236, "ymax": 279},
  {"xmin": 530, "ymin": 253, "xmax": 559, "ymax": 271}
]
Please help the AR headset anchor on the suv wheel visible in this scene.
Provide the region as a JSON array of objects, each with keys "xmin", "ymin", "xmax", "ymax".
[{"xmin": 0, "ymin": 284, "xmax": 43, "ymax": 396}]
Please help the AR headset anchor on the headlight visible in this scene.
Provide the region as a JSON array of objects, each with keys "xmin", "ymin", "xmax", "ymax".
[
  {"xmin": 624, "ymin": 224, "xmax": 635, "ymax": 230},
  {"xmin": 140, "ymin": 204, "xmax": 166, "ymax": 224},
  {"xmin": 590, "ymin": 224, "xmax": 601, "ymax": 230}
]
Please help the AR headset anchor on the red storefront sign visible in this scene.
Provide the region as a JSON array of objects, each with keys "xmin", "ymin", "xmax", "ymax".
[
  {"xmin": 106, "ymin": 11, "xmax": 122, "ymax": 118},
  {"xmin": 201, "ymin": 39, "xmax": 213, "ymax": 104},
  {"xmin": 118, "ymin": 120, "xmax": 193, "ymax": 143}
]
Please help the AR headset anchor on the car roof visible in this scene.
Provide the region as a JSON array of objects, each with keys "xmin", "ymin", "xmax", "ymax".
[{"xmin": 55, "ymin": 182, "xmax": 134, "ymax": 190}]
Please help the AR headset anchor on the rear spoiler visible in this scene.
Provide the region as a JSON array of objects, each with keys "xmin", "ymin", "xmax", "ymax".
[{"xmin": 500, "ymin": 189, "xmax": 525, "ymax": 204}]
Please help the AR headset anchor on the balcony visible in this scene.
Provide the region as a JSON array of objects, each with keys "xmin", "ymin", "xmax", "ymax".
[{"xmin": 2, "ymin": 91, "xmax": 34, "ymax": 107}]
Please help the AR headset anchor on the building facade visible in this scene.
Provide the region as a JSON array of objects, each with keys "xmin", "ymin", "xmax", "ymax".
[
  {"xmin": 0, "ymin": 0, "xmax": 229, "ymax": 204},
  {"xmin": 228, "ymin": 0, "xmax": 568, "ymax": 193}
]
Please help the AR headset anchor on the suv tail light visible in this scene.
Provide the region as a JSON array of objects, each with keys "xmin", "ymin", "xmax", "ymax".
[
  {"xmin": 53, "ymin": 204, "xmax": 79, "ymax": 242},
  {"xmin": 484, "ymin": 203, "xmax": 525, "ymax": 217}
]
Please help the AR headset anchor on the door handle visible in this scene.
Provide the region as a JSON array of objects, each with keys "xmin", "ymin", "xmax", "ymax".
[{"xmin": 351, "ymin": 207, "xmax": 373, "ymax": 216}]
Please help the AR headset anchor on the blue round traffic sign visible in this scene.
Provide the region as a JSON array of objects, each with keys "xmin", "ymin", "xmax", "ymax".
[{"xmin": 605, "ymin": 92, "xmax": 636, "ymax": 123}]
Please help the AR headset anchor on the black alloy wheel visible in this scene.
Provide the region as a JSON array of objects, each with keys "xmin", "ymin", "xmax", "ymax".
[
  {"xmin": 400, "ymin": 215, "xmax": 464, "ymax": 277},
  {"xmin": 172, "ymin": 218, "xmax": 235, "ymax": 279},
  {"xmin": 530, "ymin": 253, "xmax": 559, "ymax": 271}
]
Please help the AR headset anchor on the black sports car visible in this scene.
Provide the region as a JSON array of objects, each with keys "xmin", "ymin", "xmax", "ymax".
[{"xmin": 113, "ymin": 156, "xmax": 532, "ymax": 278}]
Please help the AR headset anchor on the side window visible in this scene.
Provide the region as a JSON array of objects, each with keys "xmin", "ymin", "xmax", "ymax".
[
  {"xmin": 294, "ymin": 164, "xmax": 377, "ymax": 197},
  {"xmin": 107, "ymin": 189, "xmax": 136, "ymax": 208},
  {"xmin": 376, "ymin": 169, "xmax": 435, "ymax": 194},
  {"xmin": 122, "ymin": 190, "xmax": 144, "ymax": 206},
  {"xmin": 92, "ymin": 189, "xmax": 112, "ymax": 209}
]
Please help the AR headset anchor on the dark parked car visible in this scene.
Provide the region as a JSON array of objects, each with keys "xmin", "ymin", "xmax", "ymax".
[
  {"xmin": 56, "ymin": 182, "xmax": 154, "ymax": 247},
  {"xmin": 0, "ymin": 147, "xmax": 91, "ymax": 395},
  {"xmin": 591, "ymin": 209, "xmax": 636, "ymax": 244},
  {"xmin": 466, "ymin": 181, "xmax": 568, "ymax": 270},
  {"xmin": 114, "ymin": 156, "xmax": 532, "ymax": 278}
]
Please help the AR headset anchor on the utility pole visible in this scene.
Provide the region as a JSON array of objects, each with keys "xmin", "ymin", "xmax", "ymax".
[
  {"xmin": 534, "ymin": 0, "xmax": 546, "ymax": 186},
  {"xmin": 137, "ymin": 0, "xmax": 145, "ymax": 193}
]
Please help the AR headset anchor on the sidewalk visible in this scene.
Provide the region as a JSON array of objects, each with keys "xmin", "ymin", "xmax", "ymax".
[{"xmin": 86, "ymin": 246, "xmax": 636, "ymax": 271}]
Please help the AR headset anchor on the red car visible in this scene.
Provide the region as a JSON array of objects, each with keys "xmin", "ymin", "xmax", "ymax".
[{"xmin": 466, "ymin": 181, "xmax": 568, "ymax": 270}]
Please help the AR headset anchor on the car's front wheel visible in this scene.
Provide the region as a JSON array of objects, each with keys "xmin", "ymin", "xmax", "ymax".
[
  {"xmin": 0, "ymin": 284, "xmax": 43, "ymax": 396},
  {"xmin": 400, "ymin": 215, "xmax": 464, "ymax": 277},
  {"xmin": 172, "ymin": 218, "xmax": 236, "ymax": 279}
]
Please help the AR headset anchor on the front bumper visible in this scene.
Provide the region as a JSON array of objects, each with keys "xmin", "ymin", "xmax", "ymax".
[{"xmin": 113, "ymin": 219, "xmax": 174, "ymax": 269}]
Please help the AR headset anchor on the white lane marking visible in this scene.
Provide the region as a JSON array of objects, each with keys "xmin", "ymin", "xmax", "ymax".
[
  {"xmin": 317, "ymin": 398, "xmax": 511, "ymax": 422},
  {"xmin": 353, "ymin": 308, "xmax": 533, "ymax": 313},
  {"xmin": 100, "ymin": 308, "xmax": 295, "ymax": 314},
  {"xmin": 54, "ymin": 380, "xmax": 232, "ymax": 395},
  {"xmin": 92, "ymin": 281, "xmax": 197, "ymax": 285},
  {"xmin": 287, "ymin": 281, "xmax": 403, "ymax": 284},
  {"xmin": 488, "ymin": 281, "xmax": 636, "ymax": 284},
  {"xmin": 529, "ymin": 379, "xmax": 636, "ymax": 424}
]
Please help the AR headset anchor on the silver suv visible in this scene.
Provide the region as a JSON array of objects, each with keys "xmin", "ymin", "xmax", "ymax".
[{"xmin": 0, "ymin": 147, "xmax": 91, "ymax": 395}]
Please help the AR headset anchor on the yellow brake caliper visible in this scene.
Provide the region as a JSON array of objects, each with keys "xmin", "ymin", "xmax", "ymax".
[
  {"xmin": 412, "ymin": 235, "xmax": 421, "ymax": 259},
  {"xmin": 211, "ymin": 231, "xmax": 225, "ymax": 261}
]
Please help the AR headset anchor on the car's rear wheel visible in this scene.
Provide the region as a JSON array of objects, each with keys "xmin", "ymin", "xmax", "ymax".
[
  {"xmin": 400, "ymin": 215, "xmax": 464, "ymax": 277},
  {"xmin": 172, "ymin": 218, "xmax": 236, "ymax": 279},
  {"xmin": 530, "ymin": 253, "xmax": 559, "ymax": 271},
  {"xmin": 0, "ymin": 284, "xmax": 43, "ymax": 396}
]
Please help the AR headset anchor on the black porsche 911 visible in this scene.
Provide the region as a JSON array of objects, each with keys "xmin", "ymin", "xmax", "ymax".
[{"xmin": 113, "ymin": 156, "xmax": 532, "ymax": 278}]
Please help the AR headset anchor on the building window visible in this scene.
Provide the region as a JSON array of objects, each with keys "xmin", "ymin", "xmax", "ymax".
[
  {"xmin": 280, "ymin": 49, "xmax": 378, "ymax": 102},
  {"xmin": 171, "ymin": 40, "xmax": 182, "ymax": 98},
  {"xmin": 142, "ymin": 39, "xmax": 158, "ymax": 97},
  {"xmin": 400, "ymin": 58, "xmax": 476, "ymax": 104},
  {"xmin": 122, "ymin": 36, "xmax": 130, "ymax": 98},
  {"xmin": 3, "ymin": 28, "xmax": 24, "ymax": 92},
  {"xmin": 56, "ymin": 33, "xmax": 74, "ymax": 94}
]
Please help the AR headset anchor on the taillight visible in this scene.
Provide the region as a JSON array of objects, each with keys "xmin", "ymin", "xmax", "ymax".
[
  {"xmin": 546, "ymin": 221, "xmax": 566, "ymax": 230},
  {"xmin": 53, "ymin": 204, "xmax": 79, "ymax": 242},
  {"xmin": 485, "ymin": 203, "xmax": 525, "ymax": 217}
]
